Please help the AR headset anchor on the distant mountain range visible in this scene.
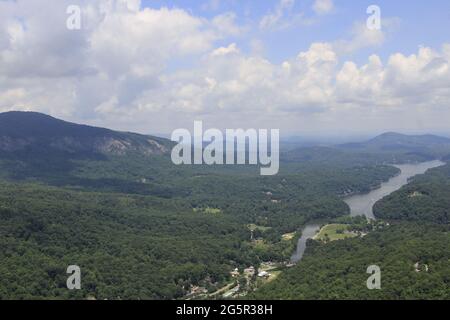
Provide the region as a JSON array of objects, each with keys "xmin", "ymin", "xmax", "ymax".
[
  {"xmin": 1, "ymin": 111, "xmax": 450, "ymax": 164},
  {"xmin": 284, "ymin": 132, "xmax": 450, "ymax": 165},
  {"xmin": 339, "ymin": 132, "xmax": 450, "ymax": 152},
  {"xmin": 0, "ymin": 111, "xmax": 172, "ymax": 156}
]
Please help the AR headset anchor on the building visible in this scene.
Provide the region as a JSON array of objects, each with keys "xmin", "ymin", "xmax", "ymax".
[{"xmin": 258, "ymin": 271, "xmax": 270, "ymax": 278}]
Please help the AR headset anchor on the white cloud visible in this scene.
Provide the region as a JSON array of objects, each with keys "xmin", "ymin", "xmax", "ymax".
[
  {"xmin": 312, "ymin": 0, "xmax": 334, "ymax": 15},
  {"xmin": 0, "ymin": 0, "xmax": 449, "ymax": 134},
  {"xmin": 333, "ymin": 21, "xmax": 385, "ymax": 54},
  {"xmin": 259, "ymin": 0, "xmax": 302, "ymax": 31},
  {"xmin": 211, "ymin": 43, "xmax": 240, "ymax": 57},
  {"xmin": 89, "ymin": 6, "xmax": 217, "ymax": 79},
  {"xmin": 128, "ymin": 42, "xmax": 450, "ymax": 133},
  {"xmin": 211, "ymin": 12, "xmax": 243, "ymax": 37},
  {"xmin": 0, "ymin": 0, "xmax": 231, "ymax": 119}
]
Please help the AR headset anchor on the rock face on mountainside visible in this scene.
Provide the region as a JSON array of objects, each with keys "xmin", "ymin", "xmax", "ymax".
[{"xmin": 0, "ymin": 111, "xmax": 171, "ymax": 156}]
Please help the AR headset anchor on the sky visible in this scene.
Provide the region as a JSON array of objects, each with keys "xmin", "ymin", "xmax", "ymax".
[{"xmin": 0, "ymin": 0, "xmax": 450, "ymax": 137}]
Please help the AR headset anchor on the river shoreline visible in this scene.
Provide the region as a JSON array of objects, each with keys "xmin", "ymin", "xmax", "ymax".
[{"xmin": 291, "ymin": 160, "xmax": 446, "ymax": 263}]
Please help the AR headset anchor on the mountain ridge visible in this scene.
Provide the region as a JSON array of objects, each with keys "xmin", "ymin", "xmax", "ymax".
[
  {"xmin": 366, "ymin": 132, "xmax": 450, "ymax": 145},
  {"xmin": 2, "ymin": 111, "xmax": 450, "ymax": 162},
  {"xmin": 338, "ymin": 131, "xmax": 450, "ymax": 156},
  {"xmin": 0, "ymin": 111, "xmax": 172, "ymax": 156},
  {"xmin": 284, "ymin": 131, "xmax": 450, "ymax": 165}
]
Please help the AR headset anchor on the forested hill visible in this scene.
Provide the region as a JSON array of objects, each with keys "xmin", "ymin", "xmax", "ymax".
[
  {"xmin": 251, "ymin": 223, "xmax": 450, "ymax": 300},
  {"xmin": 3, "ymin": 111, "xmax": 449, "ymax": 166},
  {"xmin": 283, "ymin": 132, "xmax": 450, "ymax": 165},
  {"xmin": 253, "ymin": 161, "xmax": 450, "ymax": 300},
  {"xmin": 0, "ymin": 111, "xmax": 172, "ymax": 156},
  {"xmin": 338, "ymin": 132, "xmax": 450, "ymax": 158},
  {"xmin": 0, "ymin": 111, "xmax": 408, "ymax": 299},
  {"xmin": 374, "ymin": 163, "xmax": 450, "ymax": 224},
  {"xmin": 0, "ymin": 111, "xmax": 448, "ymax": 300}
]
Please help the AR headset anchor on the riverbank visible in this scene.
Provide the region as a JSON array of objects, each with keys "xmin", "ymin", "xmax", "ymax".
[
  {"xmin": 291, "ymin": 160, "xmax": 446, "ymax": 264},
  {"xmin": 344, "ymin": 160, "xmax": 445, "ymax": 219},
  {"xmin": 313, "ymin": 224, "xmax": 358, "ymax": 242}
]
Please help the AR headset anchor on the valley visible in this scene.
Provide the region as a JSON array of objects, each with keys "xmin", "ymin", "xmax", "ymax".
[
  {"xmin": 2, "ymin": 0, "xmax": 450, "ymax": 305},
  {"xmin": 252, "ymin": 161, "xmax": 450, "ymax": 300},
  {"xmin": 0, "ymin": 112, "xmax": 449, "ymax": 300}
]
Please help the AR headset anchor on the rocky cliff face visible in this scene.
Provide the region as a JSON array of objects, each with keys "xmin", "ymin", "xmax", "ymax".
[{"xmin": 0, "ymin": 111, "xmax": 171, "ymax": 156}]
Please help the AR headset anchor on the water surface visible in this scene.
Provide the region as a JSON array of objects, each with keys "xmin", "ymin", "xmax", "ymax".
[
  {"xmin": 344, "ymin": 160, "xmax": 445, "ymax": 220},
  {"xmin": 291, "ymin": 160, "xmax": 445, "ymax": 263},
  {"xmin": 291, "ymin": 224, "xmax": 321, "ymax": 263}
]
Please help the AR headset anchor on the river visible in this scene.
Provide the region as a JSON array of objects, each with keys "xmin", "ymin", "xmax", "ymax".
[{"xmin": 291, "ymin": 160, "xmax": 445, "ymax": 263}]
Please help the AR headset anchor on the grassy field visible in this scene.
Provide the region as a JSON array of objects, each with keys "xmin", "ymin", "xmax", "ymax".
[
  {"xmin": 248, "ymin": 224, "xmax": 272, "ymax": 232},
  {"xmin": 281, "ymin": 232, "xmax": 296, "ymax": 241},
  {"xmin": 313, "ymin": 224, "xmax": 358, "ymax": 242}
]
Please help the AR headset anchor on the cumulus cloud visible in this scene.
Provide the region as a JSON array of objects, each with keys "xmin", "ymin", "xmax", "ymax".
[
  {"xmin": 0, "ymin": 0, "xmax": 236, "ymax": 119},
  {"xmin": 0, "ymin": 0, "xmax": 449, "ymax": 134},
  {"xmin": 109, "ymin": 41, "xmax": 450, "ymax": 133}
]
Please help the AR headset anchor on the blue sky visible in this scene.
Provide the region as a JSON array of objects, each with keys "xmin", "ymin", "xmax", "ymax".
[
  {"xmin": 142, "ymin": 0, "xmax": 450, "ymax": 64},
  {"xmin": 1, "ymin": 0, "xmax": 450, "ymax": 136}
]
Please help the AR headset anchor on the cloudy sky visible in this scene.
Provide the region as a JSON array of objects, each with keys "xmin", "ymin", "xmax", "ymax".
[{"xmin": 1, "ymin": 0, "xmax": 450, "ymax": 136}]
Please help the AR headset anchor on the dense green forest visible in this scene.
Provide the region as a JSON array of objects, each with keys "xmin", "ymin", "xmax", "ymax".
[
  {"xmin": 0, "ymin": 152, "xmax": 399, "ymax": 234},
  {"xmin": 251, "ymin": 223, "xmax": 450, "ymax": 299},
  {"xmin": 0, "ymin": 112, "xmax": 449, "ymax": 300},
  {"xmin": 253, "ymin": 161, "xmax": 450, "ymax": 300},
  {"xmin": 0, "ymin": 148, "xmax": 403, "ymax": 299},
  {"xmin": 0, "ymin": 181, "xmax": 259, "ymax": 299},
  {"xmin": 0, "ymin": 158, "xmax": 399, "ymax": 299},
  {"xmin": 374, "ymin": 164, "xmax": 450, "ymax": 224}
]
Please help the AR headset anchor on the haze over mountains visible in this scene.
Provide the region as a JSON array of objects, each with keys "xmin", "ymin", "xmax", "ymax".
[
  {"xmin": 339, "ymin": 132, "xmax": 450, "ymax": 155},
  {"xmin": 1, "ymin": 111, "xmax": 450, "ymax": 162},
  {"xmin": 285, "ymin": 131, "xmax": 450, "ymax": 165},
  {"xmin": 0, "ymin": 111, "xmax": 449, "ymax": 300}
]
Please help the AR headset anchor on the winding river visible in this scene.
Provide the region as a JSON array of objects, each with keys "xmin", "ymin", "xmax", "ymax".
[{"xmin": 291, "ymin": 160, "xmax": 445, "ymax": 263}]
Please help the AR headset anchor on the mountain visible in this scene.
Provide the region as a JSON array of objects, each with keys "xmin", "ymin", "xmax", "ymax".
[
  {"xmin": 1, "ymin": 113, "xmax": 449, "ymax": 300},
  {"xmin": 339, "ymin": 132, "xmax": 450, "ymax": 152},
  {"xmin": 283, "ymin": 132, "xmax": 450, "ymax": 166},
  {"xmin": 335, "ymin": 132, "xmax": 450, "ymax": 161},
  {"xmin": 0, "ymin": 111, "xmax": 172, "ymax": 156}
]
